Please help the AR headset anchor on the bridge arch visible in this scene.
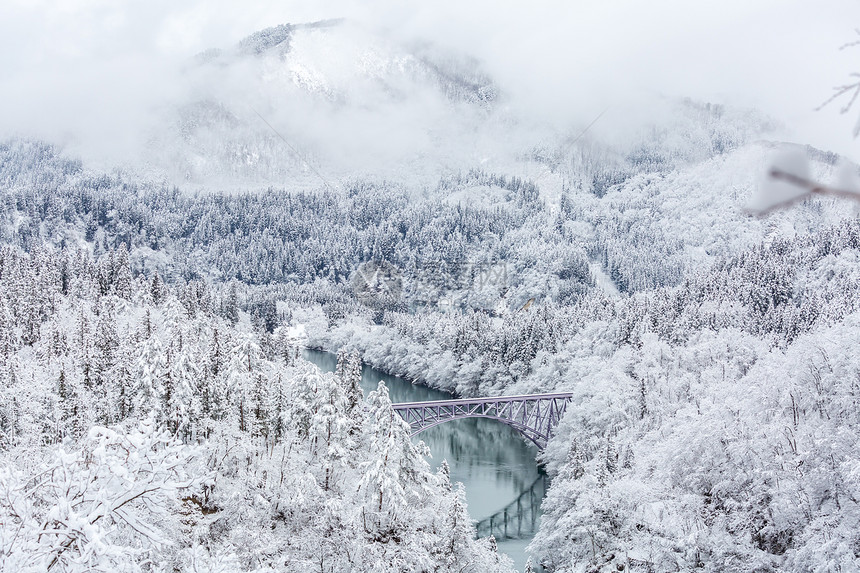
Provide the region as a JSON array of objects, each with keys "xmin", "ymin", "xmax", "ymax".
[{"xmin": 393, "ymin": 392, "xmax": 573, "ymax": 451}]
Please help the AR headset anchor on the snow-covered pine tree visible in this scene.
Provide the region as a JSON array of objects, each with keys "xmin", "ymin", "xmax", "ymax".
[
  {"xmin": 308, "ymin": 371, "xmax": 351, "ymax": 492},
  {"xmin": 359, "ymin": 380, "xmax": 431, "ymax": 536},
  {"xmin": 524, "ymin": 556, "xmax": 534, "ymax": 573},
  {"xmin": 150, "ymin": 270, "xmax": 167, "ymax": 306},
  {"xmin": 135, "ymin": 329, "xmax": 167, "ymax": 418}
]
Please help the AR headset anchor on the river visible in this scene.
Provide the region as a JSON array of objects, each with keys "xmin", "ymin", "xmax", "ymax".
[{"xmin": 303, "ymin": 349, "xmax": 546, "ymax": 572}]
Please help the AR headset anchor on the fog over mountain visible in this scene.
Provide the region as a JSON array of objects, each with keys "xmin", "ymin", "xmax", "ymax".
[
  {"xmin": 145, "ymin": 19, "xmax": 517, "ymax": 186},
  {"xmin": 1, "ymin": 1, "xmax": 858, "ymax": 179}
]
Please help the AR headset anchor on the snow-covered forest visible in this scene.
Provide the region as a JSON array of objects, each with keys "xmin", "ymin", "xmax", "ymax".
[
  {"xmin": 2, "ymin": 12, "xmax": 860, "ymax": 573},
  {"xmin": 0, "ymin": 245, "xmax": 512, "ymax": 571}
]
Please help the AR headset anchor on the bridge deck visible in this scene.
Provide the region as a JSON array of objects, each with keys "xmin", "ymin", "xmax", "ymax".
[{"xmin": 392, "ymin": 392, "xmax": 574, "ymax": 409}]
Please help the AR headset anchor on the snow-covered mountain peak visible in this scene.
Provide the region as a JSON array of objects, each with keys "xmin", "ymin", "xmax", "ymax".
[
  {"xmin": 195, "ymin": 20, "xmax": 496, "ymax": 109},
  {"xmin": 139, "ymin": 20, "xmax": 505, "ymax": 188}
]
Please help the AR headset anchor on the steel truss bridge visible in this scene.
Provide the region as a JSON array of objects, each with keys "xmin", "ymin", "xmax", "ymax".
[{"xmin": 392, "ymin": 392, "xmax": 574, "ymax": 450}]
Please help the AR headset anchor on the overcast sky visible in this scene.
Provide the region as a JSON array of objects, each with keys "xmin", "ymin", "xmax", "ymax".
[{"xmin": 1, "ymin": 0, "xmax": 859, "ymax": 160}]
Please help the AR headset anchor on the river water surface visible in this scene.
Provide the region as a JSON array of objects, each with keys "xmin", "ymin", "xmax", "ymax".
[{"xmin": 303, "ymin": 349, "xmax": 545, "ymax": 572}]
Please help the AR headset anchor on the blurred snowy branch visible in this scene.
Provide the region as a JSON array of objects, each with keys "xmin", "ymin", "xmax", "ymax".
[
  {"xmin": 747, "ymin": 147, "xmax": 860, "ymax": 216},
  {"xmin": 817, "ymin": 29, "xmax": 860, "ymax": 137},
  {"xmin": 748, "ymin": 30, "xmax": 860, "ymax": 216}
]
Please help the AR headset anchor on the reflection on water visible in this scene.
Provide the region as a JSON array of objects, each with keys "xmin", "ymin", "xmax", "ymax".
[
  {"xmin": 475, "ymin": 474, "xmax": 547, "ymax": 540},
  {"xmin": 304, "ymin": 349, "xmax": 545, "ymax": 572}
]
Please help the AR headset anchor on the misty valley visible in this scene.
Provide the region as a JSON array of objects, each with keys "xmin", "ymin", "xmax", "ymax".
[{"xmin": 2, "ymin": 14, "xmax": 860, "ymax": 573}]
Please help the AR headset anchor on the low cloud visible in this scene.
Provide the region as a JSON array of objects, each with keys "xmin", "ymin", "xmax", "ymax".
[{"xmin": 0, "ymin": 0, "xmax": 857, "ymax": 179}]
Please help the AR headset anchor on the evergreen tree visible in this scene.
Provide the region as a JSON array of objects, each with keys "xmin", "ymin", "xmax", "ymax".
[
  {"xmin": 0, "ymin": 300, "xmax": 18, "ymax": 359},
  {"xmin": 359, "ymin": 380, "xmax": 430, "ymax": 534},
  {"xmin": 223, "ymin": 282, "xmax": 239, "ymax": 324},
  {"xmin": 56, "ymin": 368, "xmax": 83, "ymax": 440},
  {"xmin": 444, "ymin": 483, "xmax": 474, "ymax": 564},
  {"xmin": 336, "ymin": 349, "xmax": 364, "ymax": 421},
  {"xmin": 208, "ymin": 326, "xmax": 223, "ymax": 377},
  {"xmin": 524, "ymin": 556, "xmax": 534, "ymax": 573},
  {"xmin": 135, "ymin": 332, "xmax": 167, "ymax": 417},
  {"xmin": 150, "ymin": 270, "xmax": 166, "ymax": 305},
  {"xmin": 268, "ymin": 373, "xmax": 290, "ymax": 442},
  {"xmin": 113, "ymin": 243, "xmax": 133, "ymax": 299},
  {"xmin": 308, "ymin": 372, "xmax": 351, "ymax": 492},
  {"xmin": 92, "ymin": 303, "xmax": 119, "ymax": 420},
  {"xmin": 225, "ymin": 334, "xmax": 263, "ymax": 432}
]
